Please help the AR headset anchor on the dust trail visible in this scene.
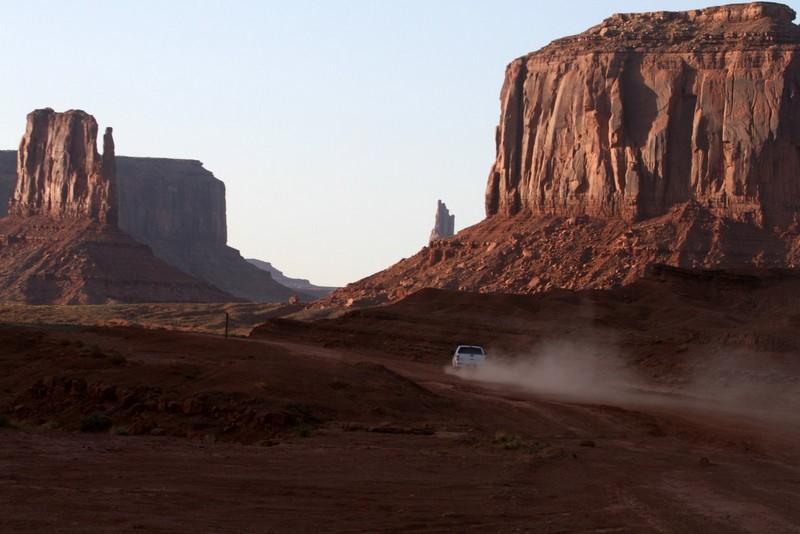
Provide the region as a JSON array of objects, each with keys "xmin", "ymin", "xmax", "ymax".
[
  {"xmin": 445, "ymin": 339, "xmax": 636, "ymax": 403},
  {"xmin": 444, "ymin": 339, "xmax": 800, "ymax": 427}
]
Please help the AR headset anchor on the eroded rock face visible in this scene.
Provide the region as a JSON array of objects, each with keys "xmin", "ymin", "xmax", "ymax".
[
  {"xmin": 116, "ymin": 157, "xmax": 227, "ymax": 247},
  {"xmin": 319, "ymin": 3, "xmax": 800, "ymax": 311},
  {"xmin": 429, "ymin": 200, "xmax": 455, "ymax": 243},
  {"xmin": 10, "ymin": 109, "xmax": 117, "ymax": 224},
  {"xmin": 486, "ymin": 2, "xmax": 800, "ymax": 228}
]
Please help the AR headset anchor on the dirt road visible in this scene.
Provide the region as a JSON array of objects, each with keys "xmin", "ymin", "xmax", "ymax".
[{"xmin": 1, "ymin": 324, "xmax": 799, "ymax": 533}]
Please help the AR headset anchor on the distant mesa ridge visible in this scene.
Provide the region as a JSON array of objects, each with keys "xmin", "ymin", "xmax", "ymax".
[
  {"xmin": 320, "ymin": 2, "xmax": 800, "ymax": 309},
  {"xmin": 246, "ymin": 259, "xmax": 337, "ymax": 300},
  {"xmin": 112, "ymin": 156, "xmax": 300, "ymax": 302}
]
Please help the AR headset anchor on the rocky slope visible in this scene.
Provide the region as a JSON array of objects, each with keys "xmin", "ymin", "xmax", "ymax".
[
  {"xmin": 246, "ymin": 258, "xmax": 336, "ymax": 300},
  {"xmin": 0, "ymin": 109, "xmax": 233, "ymax": 304},
  {"xmin": 323, "ymin": 2, "xmax": 800, "ymax": 310}
]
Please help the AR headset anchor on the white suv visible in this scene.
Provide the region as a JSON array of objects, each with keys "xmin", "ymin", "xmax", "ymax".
[{"xmin": 451, "ymin": 345, "xmax": 487, "ymax": 368}]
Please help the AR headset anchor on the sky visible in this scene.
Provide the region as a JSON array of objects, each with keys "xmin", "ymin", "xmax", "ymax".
[{"xmin": 2, "ymin": 0, "xmax": 798, "ymax": 286}]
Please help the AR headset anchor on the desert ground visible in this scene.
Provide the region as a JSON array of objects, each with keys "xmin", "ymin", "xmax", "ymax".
[{"xmin": 1, "ymin": 267, "xmax": 799, "ymax": 533}]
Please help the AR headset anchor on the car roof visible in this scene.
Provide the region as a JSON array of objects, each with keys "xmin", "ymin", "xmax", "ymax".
[{"xmin": 456, "ymin": 345, "xmax": 484, "ymax": 349}]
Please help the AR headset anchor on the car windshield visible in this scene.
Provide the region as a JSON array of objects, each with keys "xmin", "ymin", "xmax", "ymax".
[{"xmin": 458, "ymin": 346, "xmax": 484, "ymax": 355}]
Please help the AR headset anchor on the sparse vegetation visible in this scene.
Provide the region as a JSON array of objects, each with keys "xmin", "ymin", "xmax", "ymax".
[
  {"xmin": 285, "ymin": 403, "xmax": 320, "ymax": 423},
  {"xmin": 80, "ymin": 412, "xmax": 112, "ymax": 433},
  {"xmin": 0, "ymin": 415, "xmax": 12, "ymax": 428},
  {"xmin": 490, "ymin": 431, "xmax": 549, "ymax": 454},
  {"xmin": 296, "ymin": 423, "xmax": 313, "ymax": 438}
]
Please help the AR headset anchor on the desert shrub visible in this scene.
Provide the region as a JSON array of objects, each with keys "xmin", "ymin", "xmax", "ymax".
[
  {"xmin": 112, "ymin": 425, "xmax": 129, "ymax": 436},
  {"xmin": 330, "ymin": 380, "xmax": 349, "ymax": 391},
  {"xmin": 491, "ymin": 431, "xmax": 549, "ymax": 454},
  {"xmin": 295, "ymin": 423, "xmax": 313, "ymax": 438},
  {"xmin": 109, "ymin": 353, "xmax": 127, "ymax": 365},
  {"xmin": 80, "ymin": 412, "xmax": 112, "ymax": 433},
  {"xmin": 493, "ymin": 433, "xmax": 525, "ymax": 451},
  {"xmin": 0, "ymin": 415, "xmax": 11, "ymax": 428},
  {"xmin": 285, "ymin": 403, "xmax": 321, "ymax": 423}
]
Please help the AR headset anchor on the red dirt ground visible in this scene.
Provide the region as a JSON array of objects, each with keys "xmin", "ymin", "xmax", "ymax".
[{"xmin": 1, "ymin": 268, "xmax": 799, "ymax": 532}]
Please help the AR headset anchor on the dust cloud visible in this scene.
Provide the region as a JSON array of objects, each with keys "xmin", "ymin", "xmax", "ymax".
[
  {"xmin": 445, "ymin": 339, "xmax": 636, "ymax": 403},
  {"xmin": 445, "ymin": 339, "xmax": 800, "ymax": 426}
]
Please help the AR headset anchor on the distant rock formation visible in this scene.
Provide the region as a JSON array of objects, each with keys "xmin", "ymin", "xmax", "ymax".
[
  {"xmin": 320, "ymin": 3, "xmax": 800, "ymax": 310},
  {"xmin": 0, "ymin": 109, "xmax": 233, "ymax": 304},
  {"xmin": 246, "ymin": 258, "xmax": 337, "ymax": 300},
  {"xmin": 0, "ymin": 149, "xmax": 306, "ymax": 303},
  {"xmin": 429, "ymin": 200, "xmax": 455, "ymax": 243},
  {"xmin": 114, "ymin": 157, "xmax": 297, "ymax": 302},
  {"xmin": 0, "ymin": 151, "xmax": 14, "ymax": 217}
]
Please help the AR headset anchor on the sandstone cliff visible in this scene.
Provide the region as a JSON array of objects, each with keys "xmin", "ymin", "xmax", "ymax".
[
  {"xmin": 429, "ymin": 200, "xmax": 455, "ymax": 243},
  {"xmin": 10, "ymin": 109, "xmax": 117, "ymax": 224},
  {"xmin": 321, "ymin": 2, "xmax": 800, "ymax": 311},
  {"xmin": 486, "ymin": 2, "xmax": 800, "ymax": 228},
  {"xmin": 0, "ymin": 109, "xmax": 233, "ymax": 304}
]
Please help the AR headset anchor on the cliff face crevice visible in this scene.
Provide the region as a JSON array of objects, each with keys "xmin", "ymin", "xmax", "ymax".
[{"xmin": 485, "ymin": 3, "xmax": 800, "ymax": 228}]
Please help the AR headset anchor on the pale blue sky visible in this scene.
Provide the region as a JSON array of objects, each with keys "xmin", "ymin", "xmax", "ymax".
[{"xmin": 2, "ymin": 1, "xmax": 797, "ymax": 286}]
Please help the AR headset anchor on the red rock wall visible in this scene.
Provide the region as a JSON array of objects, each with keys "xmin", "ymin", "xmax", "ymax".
[{"xmin": 486, "ymin": 3, "xmax": 800, "ymax": 228}]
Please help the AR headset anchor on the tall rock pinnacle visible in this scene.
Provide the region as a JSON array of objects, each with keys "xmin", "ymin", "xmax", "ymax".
[
  {"xmin": 10, "ymin": 108, "xmax": 117, "ymax": 224},
  {"xmin": 429, "ymin": 200, "xmax": 455, "ymax": 243}
]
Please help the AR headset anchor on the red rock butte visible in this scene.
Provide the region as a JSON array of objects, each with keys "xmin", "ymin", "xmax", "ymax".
[
  {"xmin": 11, "ymin": 108, "xmax": 118, "ymax": 224},
  {"xmin": 325, "ymin": 2, "xmax": 800, "ymax": 309},
  {"xmin": 0, "ymin": 109, "xmax": 234, "ymax": 304},
  {"xmin": 486, "ymin": 1, "xmax": 800, "ymax": 227}
]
